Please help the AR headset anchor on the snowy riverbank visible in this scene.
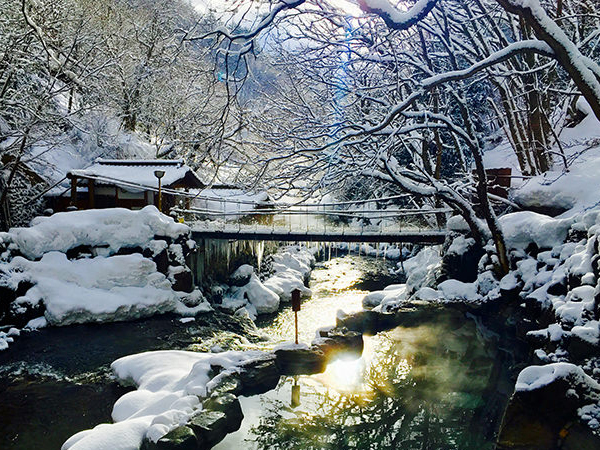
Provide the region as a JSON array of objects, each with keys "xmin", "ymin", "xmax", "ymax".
[{"xmin": 0, "ymin": 206, "xmax": 211, "ymax": 350}]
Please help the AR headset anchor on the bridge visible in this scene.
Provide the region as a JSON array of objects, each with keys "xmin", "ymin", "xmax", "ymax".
[
  {"xmin": 181, "ymin": 197, "xmax": 449, "ymax": 245},
  {"xmin": 191, "ymin": 228, "xmax": 447, "ymax": 244}
]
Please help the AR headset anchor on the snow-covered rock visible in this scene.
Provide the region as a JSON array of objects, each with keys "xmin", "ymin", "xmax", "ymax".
[
  {"xmin": 516, "ymin": 363, "xmax": 600, "ymax": 393},
  {"xmin": 10, "ymin": 206, "xmax": 188, "ymax": 259},
  {"xmin": 11, "ymin": 252, "xmax": 179, "ymax": 325},
  {"xmin": 499, "ymin": 211, "xmax": 575, "ymax": 251},
  {"xmin": 437, "ymin": 279, "xmax": 481, "ymax": 302},
  {"xmin": 403, "ymin": 246, "xmax": 442, "ymax": 293},
  {"xmin": 62, "ymin": 349, "xmax": 266, "ymax": 450}
]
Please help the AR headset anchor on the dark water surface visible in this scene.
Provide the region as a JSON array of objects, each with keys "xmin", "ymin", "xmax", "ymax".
[
  {"xmin": 0, "ymin": 254, "xmax": 520, "ymax": 450},
  {"xmin": 217, "ymin": 257, "xmax": 521, "ymax": 450}
]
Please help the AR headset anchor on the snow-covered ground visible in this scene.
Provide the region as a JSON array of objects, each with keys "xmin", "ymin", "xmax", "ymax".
[
  {"xmin": 62, "ymin": 349, "xmax": 267, "ymax": 450},
  {"xmin": 362, "ymin": 99, "xmax": 600, "ymax": 433},
  {"xmin": 0, "ymin": 206, "xmax": 211, "ymax": 350},
  {"xmin": 220, "ymin": 245, "xmax": 315, "ymax": 319},
  {"xmin": 486, "ymin": 98, "xmax": 600, "ymax": 217}
]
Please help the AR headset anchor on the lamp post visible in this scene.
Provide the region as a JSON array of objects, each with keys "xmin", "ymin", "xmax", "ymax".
[{"xmin": 154, "ymin": 170, "xmax": 165, "ymax": 212}]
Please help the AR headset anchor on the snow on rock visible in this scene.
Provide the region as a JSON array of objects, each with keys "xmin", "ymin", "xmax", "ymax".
[
  {"xmin": 62, "ymin": 349, "xmax": 265, "ymax": 450},
  {"xmin": 62, "ymin": 417, "xmax": 153, "ymax": 450},
  {"xmin": 10, "ymin": 206, "xmax": 188, "ymax": 260},
  {"xmin": 11, "ymin": 252, "xmax": 178, "ymax": 325},
  {"xmin": 362, "ymin": 284, "xmax": 407, "ymax": 310},
  {"xmin": 262, "ymin": 246, "xmax": 314, "ymax": 302},
  {"xmin": 516, "ymin": 363, "xmax": 600, "ymax": 393},
  {"xmin": 0, "ymin": 206, "xmax": 207, "ymax": 334},
  {"xmin": 512, "ymin": 97, "xmax": 600, "ymax": 216},
  {"xmin": 413, "ymin": 286, "xmax": 443, "ymax": 301},
  {"xmin": 403, "ymin": 246, "xmax": 442, "ymax": 293},
  {"xmin": 263, "ymin": 270, "xmax": 310, "ymax": 302},
  {"xmin": 437, "ymin": 279, "xmax": 481, "ymax": 302},
  {"xmin": 226, "ymin": 272, "xmax": 280, "ymax": 315},
  {"xmin": 499, "ymin": 211, "xmax": 575, "ymax": 251},
  {"xmin": 269, "ymin": 246, "xmax": 314, "ymax": 279},
  {"xmin": 447, "ymin": 215, "xmax": 471, "ymax": 232},
  {"xmin": 447, "ymin": 236, "xmax": 475, "ymax": 256},
  {"xmin": 499, "ymin": 272, "xmax": 519, "ymax": 291},
  {"xmin": 572, "ymin": 320, "xmax": 600, "ymax": 346},
  {"xmin": 556, "ymin": 285, "xmax": 595, "ymax": 327}
]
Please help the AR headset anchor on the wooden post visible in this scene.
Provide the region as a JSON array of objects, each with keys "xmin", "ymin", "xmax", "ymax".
[
  {"xmin": 70, "ymin": 175, "xmax": 77, "ymax": 207},
  {"xmin": 88, "ymin": 178, "xmax": 95, "ymax": 209},
  {"xmin": 291, "ymin": 288, "xmax": 301, "ymax": 345},
  {"xmin": 158, "ymin": 178, "xmax": 162, "ymax": 213}
]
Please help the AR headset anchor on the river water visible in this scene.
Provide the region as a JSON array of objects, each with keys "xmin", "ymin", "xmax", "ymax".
[
  {"xmin": 218, "ymin": 255, "xmax": 519, "ymax": 450},
  {"xmin": 0, "ymin": 253, "xmax": 519, "ymax": 450}
]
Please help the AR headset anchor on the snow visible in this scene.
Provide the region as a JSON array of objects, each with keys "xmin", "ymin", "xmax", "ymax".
[
  {"xmin": 437, "ymin": 279, "xmax": 481, "ymax": 302},
  {"xmin": 447, "ymin": 236, "xmax": 475, "ymax": 256},
  {"xmin": 179, "ymin": 317, "xmax": 195, "ymax": 324},
  {"xmin": 11, "ymin": 252, "xmax": 178, "ymax": 325},
  {"xmin": 69, "ymin": 159, "xmax": 195, "ymax": 191},
  {"xmin": 499, "ymin": 272, "xmax": 519, "ymax": 291},
  {"xmin": 9, "ymin": 206, "xmax": 188, "ymax": 260},
  {"xmin": 513, "ymin": 98, "xmax": 600, "ymax": 217},
  {"xmin": 362, "ymin": 284, "xmax": 407, "ymax": 309},
  {"xmin": 274, "ymin": 341, "xmax": 309, "ymax": 351},
  {"xmin": 556, "ymin": 285, "xmax": 595, "ymax": 326},
  {"xmin": 447, "ymin": 215, "xmax": 471, "ymax": 232},
  {"xmin": 0, "ymin": 207, "xmax": 211, "ymax": 333},
  {"xmin": 413, "ymin": 286, "xmax": 443, "ymax": 301},
  {"xmin": 515, "ymin": 362, "xmax": 600, "ymax": 392},
  {"xmin": 403, "ymin": 246, "xmax": 441, "ymax": 293},
  {"xmin": 63, "ymin": 349, "xmax": 268, "ymax": 450},
  {"xmin": 571, "ymin": 320, "xmax": 600, "ymax": 346},
  {"xmin": 499, "ymin": 211, "xmax": 575, "ymax": 250},
  {"xmin": 221, "ymin": 246, "xmax": 315, "ymax": 316},
  {"xmin": 25, "ymin": 316, "xmax": 48, "ymax": 329},
  {"xmin": 226, "ymin": 272, "xmax": 280, "ymax": 315}
]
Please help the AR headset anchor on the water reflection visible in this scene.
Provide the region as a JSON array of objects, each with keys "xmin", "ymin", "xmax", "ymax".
[
  {"xmin": 256, "ymin": 256, "xmax": 399, "ymax": 346},
  {"xmin": 216, "ymin": 311, "xmax": 501, "ymax": 450}
]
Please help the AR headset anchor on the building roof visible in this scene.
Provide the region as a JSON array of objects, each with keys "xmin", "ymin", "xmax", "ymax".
[{"xmin": 68, "ymin": 159, "xmax": 205, "ymax": 190}]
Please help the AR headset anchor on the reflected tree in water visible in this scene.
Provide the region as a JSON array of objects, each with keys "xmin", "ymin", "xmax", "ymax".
[{"xmin": 248, "ymin": 317, "xmax": 500, "ymax": 450}]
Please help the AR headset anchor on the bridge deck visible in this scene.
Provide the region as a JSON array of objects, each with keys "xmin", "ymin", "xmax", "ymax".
[{"xmin": 192, "ymin": 230, "xmax": 447, "ymax": 244}]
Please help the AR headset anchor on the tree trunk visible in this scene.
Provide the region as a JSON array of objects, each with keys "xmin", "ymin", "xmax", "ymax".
[{"xmin": 497, "ymin": 0, "xmax": 600, "ymax": 122}]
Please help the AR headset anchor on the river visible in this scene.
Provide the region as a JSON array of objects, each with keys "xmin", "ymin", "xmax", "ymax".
[
  {"xmin": 215, "ymin": 254, "xmax": 520, "ymax": 450},
  {"xmin": 0, "ymin": 253, "xmax": 520, "ymax": 449}
]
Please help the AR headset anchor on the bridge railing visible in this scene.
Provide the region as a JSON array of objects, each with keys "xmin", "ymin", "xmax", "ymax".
[{"xmin": 173, "ymin": 206, "xmax": 451, "ymax": 235}]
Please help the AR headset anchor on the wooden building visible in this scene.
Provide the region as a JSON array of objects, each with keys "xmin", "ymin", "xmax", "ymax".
[{"xmin": 53, "ymin": 159, "xmax": 204, "ymax": 212}]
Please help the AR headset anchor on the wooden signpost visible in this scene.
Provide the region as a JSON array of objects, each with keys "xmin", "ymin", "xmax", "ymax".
[{"xmin": 291, "ymin": 288, "xmax": 301, "ymax": 344}]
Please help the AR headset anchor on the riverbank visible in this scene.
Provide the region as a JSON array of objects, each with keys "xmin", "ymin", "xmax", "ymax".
[{"xmin": 361, "ymin": 207, "xmax": 600, "ymax": 448}]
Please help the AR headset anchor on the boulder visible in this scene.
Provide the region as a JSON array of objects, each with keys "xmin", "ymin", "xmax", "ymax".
[
  {"xmin": 336, "ymin": 310, "xmax": 389, "ymax": 334},
  {"xmin": 237, "ymin": 354, "xmax": 280, "ymax": 395},
  {"xmin": 497, "ymin": 363, "xmax": 600, "ymax": 449},
  {"xmin": 275, "ymin": 347, "xmax": 326, "ymax": 375},
  {"xmin": 143, "ymin": 426, "xmax": 197, "ymax": 450},
  {"xmin": 202, "ymin": 393, "xmax": 243, "ymax": 433},
  {"xmin": 312, "ymin": 328, "xmax": 363, "ymax": 361},
  {"xmin": 188, "ymin": 410, "xmax": 230, "ymax": 448},
  {"xmin": 152, "ymin": 248, "xmax": 170, "ymax": 275},
  {"xmin": 439, "ymin": 235, "xmax": 485, "ymax": 282},
  {"xmin": 171, "ymin": 268, "xmax": 194, "ymax": 293},
  {"xmin": 229, "ymin": 264, "xmax": 254, "ymax": 287},
  {"xmin": 208, "ymin": 372, "xmax": 243, "ymax": 397}
]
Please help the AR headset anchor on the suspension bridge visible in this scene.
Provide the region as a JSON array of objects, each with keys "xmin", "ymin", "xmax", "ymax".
[{"xmin": 177, "ymin": 194, "xmax": 449, "ymax": 245}]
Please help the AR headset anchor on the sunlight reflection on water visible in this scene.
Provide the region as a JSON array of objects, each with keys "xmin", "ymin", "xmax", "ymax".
[
  {"xmin": 257, "ymin": 257, "xmax": 373, "ymax": 346},
  {"xmin": 215, "ymin": 255, "xmax": 500, "ymax": 450}
]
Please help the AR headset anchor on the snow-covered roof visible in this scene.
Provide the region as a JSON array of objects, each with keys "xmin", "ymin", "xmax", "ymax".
[{"xmin": 68, "ymin": 159, "xmax": 204, "ymax": 190}]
